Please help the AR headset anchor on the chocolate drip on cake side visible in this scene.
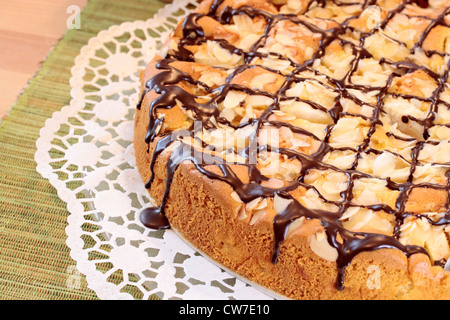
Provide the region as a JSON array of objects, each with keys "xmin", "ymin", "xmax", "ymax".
[{"xmin": 137, "ymin": 0, "xmax": 450, "ymax": 291}]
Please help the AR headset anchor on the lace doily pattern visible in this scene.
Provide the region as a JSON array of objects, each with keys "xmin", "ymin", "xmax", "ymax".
[{"xmin": 35, "ymin": 0, "xmax": 272, "ymax": 300}]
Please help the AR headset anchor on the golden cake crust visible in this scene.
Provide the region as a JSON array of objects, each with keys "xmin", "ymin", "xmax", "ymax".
[{"xmin": 134, "ymin": 0, "xmax": 450, "ymax": 299}]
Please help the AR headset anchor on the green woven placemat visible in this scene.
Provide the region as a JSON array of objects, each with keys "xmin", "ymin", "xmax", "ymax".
[{"xmin": 0, "ymin": 0, "xmax": 168, "ymax": 300}]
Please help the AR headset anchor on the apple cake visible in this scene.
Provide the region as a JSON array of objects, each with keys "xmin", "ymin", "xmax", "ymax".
[{"xmin": 134, "ymin": 0, "xmax": 450, "ymax": 299}]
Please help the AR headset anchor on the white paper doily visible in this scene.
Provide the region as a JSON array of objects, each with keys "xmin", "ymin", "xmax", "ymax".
[{"xmin": 35, "ymin": 0, "xmax": 275, "ymax": 300}]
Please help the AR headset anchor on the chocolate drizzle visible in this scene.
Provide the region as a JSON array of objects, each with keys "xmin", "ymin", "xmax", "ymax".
[{"xmin": 137, "ymin": 0, "xmax": 450, "ymax": 291}]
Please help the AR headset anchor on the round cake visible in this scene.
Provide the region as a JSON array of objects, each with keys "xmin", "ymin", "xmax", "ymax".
[{"xmin": 134, "ymin": 0, "xmax": 450, "ymax": 299}]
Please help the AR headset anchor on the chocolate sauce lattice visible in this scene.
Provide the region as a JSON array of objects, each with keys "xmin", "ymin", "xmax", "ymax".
[{"xmin": 138, "ymin": 0, "xmax": 450, "ymax": 291}]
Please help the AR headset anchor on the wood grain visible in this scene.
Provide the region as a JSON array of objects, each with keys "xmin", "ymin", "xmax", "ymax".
[{"xmin": 0, "ymin": 0, "xmax": 88, "ymax": 119}]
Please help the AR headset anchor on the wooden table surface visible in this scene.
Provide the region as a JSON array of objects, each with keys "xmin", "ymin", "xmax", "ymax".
[{"xmin": 0, "ymin": 0, "xmax": 88, "ymax": 119}]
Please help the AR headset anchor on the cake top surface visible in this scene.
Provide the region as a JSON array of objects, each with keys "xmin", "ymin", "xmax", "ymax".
[{"xmin": 138, "ymin": 0, "xmax": 450, "ymax": 290}]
